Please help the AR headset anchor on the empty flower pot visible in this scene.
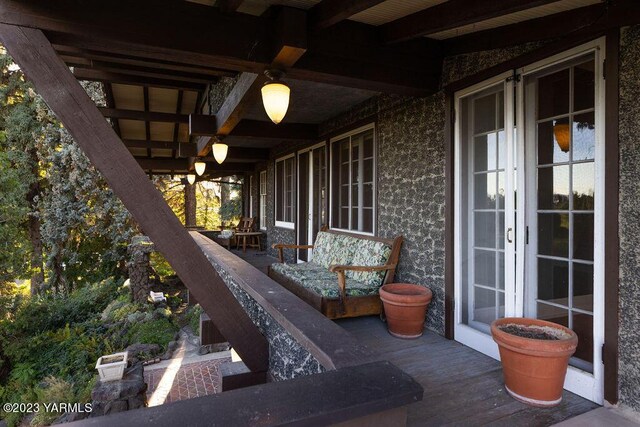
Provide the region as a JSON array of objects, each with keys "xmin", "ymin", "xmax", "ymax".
[{"xmin": 379, "ymin": 283, "xmax": 432, "ymax": 339}]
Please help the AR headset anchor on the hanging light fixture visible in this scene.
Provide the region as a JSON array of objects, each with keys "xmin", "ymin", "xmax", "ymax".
[
  {"xmin": 261, "ymin": 70, "xmax": 290, "ymax": 125},
  {"xmin": 553, "ymin": 123, "xmax": 570, "ymax": 153},
  {"xmin": 187, "ymin": 174, "xmax": 196, "ymax": 185},
  {"xmin": 194, "ymin": 159, "xmax": 206, "ymax": 176},
  {"xmin": 212, "ymin": 142, "xmax": 228, "ymax": 164}
]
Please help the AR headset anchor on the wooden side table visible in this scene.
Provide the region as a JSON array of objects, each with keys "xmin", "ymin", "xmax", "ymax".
[{"xmin": 235, "ymin": 232, "xmax": 262, "ymax": 253}]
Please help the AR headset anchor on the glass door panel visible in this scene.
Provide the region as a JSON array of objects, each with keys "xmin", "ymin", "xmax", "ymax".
[
  {"xmin": 525, "ymin": 55, "xmax": 596, "ymax": 373},
  {"xmin": 459, "ymin": 84, "xmax": 509, "ymax": 334}
]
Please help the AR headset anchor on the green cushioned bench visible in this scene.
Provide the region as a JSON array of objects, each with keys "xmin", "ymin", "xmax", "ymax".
[{"xmin": 268, "ymin": 229, "xmax": 403, "ymax": 319}]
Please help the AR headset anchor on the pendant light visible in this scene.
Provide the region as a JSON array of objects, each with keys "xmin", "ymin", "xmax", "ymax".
[
  {"xmin": 187, "ymin": 174, "xmax": 196, "ymax": 185},
  {"xmin": 553, "ymin": 123, "xmax": 570, "ymax": 153},
  {"xmin": 261, "ymin": 70, "xmax": 290, "ymax": 125},
  {"xmin": 212, "ymin": 142, "xmax": 228, "ymax": 164},
  {"xmin": 194, "ymin": 159, "xmax": 206, "ymax": 176}
]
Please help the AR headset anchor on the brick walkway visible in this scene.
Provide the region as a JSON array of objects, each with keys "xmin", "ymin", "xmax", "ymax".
[{"xmin": 145, "ymin": 357, "xmax": 230, "ymax": 405}]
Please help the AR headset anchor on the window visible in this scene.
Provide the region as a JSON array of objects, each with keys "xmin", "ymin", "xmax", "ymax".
[
  {"xmin": 249, "ymin": 175, "xmax": 254, "ymax": 218},
  {"xmin": 275, "ymin": 155, "xmax": 295, "ymax": 229},
  {"xmin": 330, "ymin": 125, "xmax": 375, "ymax": 234},
  {"xmin": 259, "ymin": 170, "xmax": 267, "ymax": 230}
]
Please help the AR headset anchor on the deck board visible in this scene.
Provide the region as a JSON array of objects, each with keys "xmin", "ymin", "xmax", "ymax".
[
  {"xmin": 336, "ymin": 316, "xmax": 599, "ymax": 427},
  {"xmin": 233, "ymin": 249, "xmax": 599, "ymax": 426}
]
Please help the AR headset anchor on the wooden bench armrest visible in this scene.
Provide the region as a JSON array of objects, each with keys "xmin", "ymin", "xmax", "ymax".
[
  {"xmin": 328, "ymin": 264, "xmax": 397, "ymax": 273},
  {"xmin": 329, "ymin": 264, "xmax": 397, "ymax": 312},
  {"xmin": 271, "ymin": 243, "xmax": 314, "ymax": 263}
]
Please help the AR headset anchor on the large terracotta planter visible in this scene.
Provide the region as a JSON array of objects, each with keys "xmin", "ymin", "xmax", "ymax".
[
  {"xmin": 491, "ymin": 317, "xmax": 578, "ymax": 407},
  {"xmin": 379, "ymin": 283, "xmax": 432, "ymax": 339}
]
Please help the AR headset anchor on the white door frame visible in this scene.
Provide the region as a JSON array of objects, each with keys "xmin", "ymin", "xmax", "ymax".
[
  {"xmin": 297, "ymin": 142, "xmax": 326, "ymax": 262},
  {"xmin": 453, "ymin": 38, "xmax": 606, "ymax": 404}
]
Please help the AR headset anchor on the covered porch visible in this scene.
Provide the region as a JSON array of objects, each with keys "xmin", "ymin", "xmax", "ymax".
[{"xmin": 1, "ymin": 0, "xmax": 640, "ymax": 425}]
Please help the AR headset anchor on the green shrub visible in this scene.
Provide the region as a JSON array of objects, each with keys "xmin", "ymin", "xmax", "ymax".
[
  {"xmin": 149, "ymin": 252, "xmax": 175, "ymax": 281},
  {"xmin": 185, "ymin": 304, "xmax": 203, "ymax": 336},
  {"xmin": 126, "ymin": 317, "xmax": 178, "ymax": 351},
  {"xmin": 31, "ymin": 376, "xmax": 76, "ymax": 427}
]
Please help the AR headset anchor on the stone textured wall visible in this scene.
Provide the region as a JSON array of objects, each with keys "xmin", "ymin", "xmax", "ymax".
[
  {"xmin": 202, "ymin": 249, "xmax": 325, "ymax": 380},
  {"xmin": 617, "ymin": 25, "xmax": 640, "ymax": 412}
]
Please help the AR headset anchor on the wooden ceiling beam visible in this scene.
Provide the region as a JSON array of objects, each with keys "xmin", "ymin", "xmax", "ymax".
[
  {"xmin": 381, "ymin": 0, "xmax": 560, "ymax": 44},
  {"xmin": 74, "ymin": 69, "xmax": 206, "ymax": 91},
  {"xmin": 123, "ymin": 139, "xmax": 196, "ymax": 155},
  {"xmin": 195, "ymin": 7, "xmax": 308, "ymax": 159},
  {"xmin": 217, "ymin": 0, "xmax": 243, "ymax": 13},
  {"xmin": 98, "ymin": 107, "xmax": 190, "ymax": 123},
  {"xmin": 62, "ymin": 56, "xmax": 217, "ymax": 84},
  {"xmin": 443, "ymin": 1, "xmax": 640, "ymax": 55},
  {"xmin": 102, "ymin": 82, "xmax": 120, "ymax": 136},
  {"xmin": 230, "ymin": 120, "xmax": 318, "ymax": 140},
  {"xmin": 135, "ymin": 158, "xmax": 254, "ymax": 172},
  {"xmin": 55, "ymin": 46, "xmax": 236, "ymax": 78},
  {"xmin": 309, "ymin": 0, "xmax": 387, "ymax": 30},
  {"xmin": 0, "ymin": 0, "xmax": 440, "ymax": 95}
]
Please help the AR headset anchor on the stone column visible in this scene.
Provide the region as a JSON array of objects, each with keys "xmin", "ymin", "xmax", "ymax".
[{"xmin": 127, "ymin": 236, "xmax": 155, "ymax": 304}]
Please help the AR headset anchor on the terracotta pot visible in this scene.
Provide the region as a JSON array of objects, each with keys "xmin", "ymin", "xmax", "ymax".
[
  {"xmin": 379, "ymin": 283, "xmax": 432, "ymax": 339},
  {"xmin": 491, "ymin": 317, "xmax": 578, "ymax": 407}
]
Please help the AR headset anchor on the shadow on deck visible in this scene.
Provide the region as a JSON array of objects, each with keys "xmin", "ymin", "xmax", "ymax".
[{"xmin": 235, "ymin": 249, "xmax": 599, "ymax": 426}]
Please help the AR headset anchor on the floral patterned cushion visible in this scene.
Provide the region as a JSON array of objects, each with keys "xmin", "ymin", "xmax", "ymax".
[
  {"xmin": 292, "ymin": 277, "xmax": 378, "ymax": 299},
  {"xmin": 271, "ymin": 262, "xmax": 335, "ymax": 282},
  {"xmin": 310, "ymin": 232, "xmax": 356, "ymax": 269},
  {"xmin": 271, "ymin": 231, "xmax": 393, "ymax": 299},
  {"xmin": 345, "ymin": 239, "xmax": 392, "ymax": 287}
]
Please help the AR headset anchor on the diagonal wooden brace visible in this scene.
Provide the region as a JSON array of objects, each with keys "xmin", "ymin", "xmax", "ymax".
[{"xmin": 0, "ymin": 23, "xmax": 269, "ymax": 372}]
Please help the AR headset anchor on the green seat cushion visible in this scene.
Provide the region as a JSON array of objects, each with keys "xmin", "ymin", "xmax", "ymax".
[
  {"xmin": 310, "ymin": 232, "xmax": 356, "ymax": 269},
  {"xmin": 271, "ymin": 262, "xmax": 379, "ymax": 299},
  {"xmin": 271, "ymin": 262, "xmax": 335, "ymax": 282},
  {"xmin": 344, "ymin": 239, "xmax": 392, "ymax": 287},
  {"xmin": 293, "ymin": 278, "xmax": 379, "ymax": 299}
]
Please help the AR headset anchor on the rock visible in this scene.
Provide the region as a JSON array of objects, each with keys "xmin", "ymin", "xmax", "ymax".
[
  {"xmin": 104, "ymin": 400, "xmax": 128, "ymax": 415},
  {"xmin": 91, "ymin": 362, "xmax": 147, "ymax": 417},
  {"xmin": 91, "ymin": 381, "xmax": 122, "ymax": 402},
  {"xmin": 211, "ymin": 342, "xmax": 231, "ymax": 352},
  {"xmin": 126, "ymin": 343, "xmax": 161, "ymax": 365},
  {"xmin": 128, "ymin": 395, "xmax": 146, "ymax": 410},
  {"xmin": 160, "ymin": 340, "xmax": 179, "ymax": 360},
  {"xmin": 53, "ymin": 411, "xmax": 88, "ymax": 424}
]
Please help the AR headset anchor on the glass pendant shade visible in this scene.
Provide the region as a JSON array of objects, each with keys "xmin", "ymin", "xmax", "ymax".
[
  {"xmin": 187, "ymin": 174, "xmax": 196, "ymax": 185},
  {"xmin": 553, "ymin": 123, "xmax": 570, "ymax": 153},
  {"xmin": 212, "ymin": 143, "xmax": 229, "ymax": 164},
  {"xmin": 194, "ymin": 160, "xmax": 206, "ymax": 176},
  {"xmin": 261, "ymin": 82, "xmax": 290, "ymax": 124}
]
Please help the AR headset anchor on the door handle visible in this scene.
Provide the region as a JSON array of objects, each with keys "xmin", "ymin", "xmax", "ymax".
[{"xmin": 507, "ymin": 228, "xmax": 513, "ymax": 244}]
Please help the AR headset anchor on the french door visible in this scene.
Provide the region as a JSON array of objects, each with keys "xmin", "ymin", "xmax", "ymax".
[
  {"xmin": 297, "ymin": 143, "xmax": 327, "ymax": 262},
  {"xmin": 454, "ymin": 39, "xmax": 605, "ymax": 404}
]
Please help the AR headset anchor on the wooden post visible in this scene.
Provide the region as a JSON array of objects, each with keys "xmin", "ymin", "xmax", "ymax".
[
  {"xmin": 0, "ymin": 24, "xmax": 269, "ymax": 372},
  {"xmin": 184, "ymin": 181, "xmax": 197, "ymax": 228}
]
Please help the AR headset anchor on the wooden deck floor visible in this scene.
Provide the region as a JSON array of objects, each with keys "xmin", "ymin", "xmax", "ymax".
[
  {"xmin": 336, "ymin": 316, "xmax": 599, "ymax": 426},
  {"xmin": 232, "ymin": 248, "xmax": 599, "ymax": 426}
]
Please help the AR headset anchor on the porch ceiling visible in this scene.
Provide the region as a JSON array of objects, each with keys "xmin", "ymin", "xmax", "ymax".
[{"xmin": 0, "ymin": 0, "xmax": 635, "ymax": 177}]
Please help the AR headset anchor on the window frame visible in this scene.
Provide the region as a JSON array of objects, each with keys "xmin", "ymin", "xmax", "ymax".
[
  {"xmin": 259, "ymin": 170, "xmax": 267, "ymax": 230},
  {"xmin": 249, "ymin": 174, "xmax": 254, "ymax": 218},
  {"xmin": 275, "ymin": 154, "xmax": 296, "ymax": 230},
  {"xmin": 329, "ymin": 123, "xmax": 377, "ymax": 236}
]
